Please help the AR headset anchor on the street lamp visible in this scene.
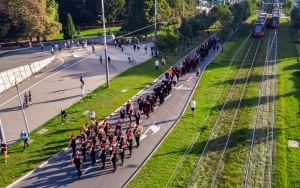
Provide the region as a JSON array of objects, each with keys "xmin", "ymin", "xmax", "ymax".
[
  {"xmin": 101, "ymin": 0, "xmax": 110, "ymax": 88},
  {"xmin": 0, "ymin": 117, "xmax": 6, "ymax": 143},
  {"xmin": 15, "ymin": 81, "xmax": 30, "ymax": 135}
]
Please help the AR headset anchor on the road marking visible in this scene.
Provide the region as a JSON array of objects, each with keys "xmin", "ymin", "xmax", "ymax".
[
  {"xmin": 0, "ymin": 56, "xmax": 88, "ymax": 107},
  {"xmin": 176, "ymin": 85, "xmax": 183, "ymax": 90},
  {"xmin": 187, "ymin": 77, "xmax": 193, "ymax": 82},
  {"xmin": 140, "ymin": 122, "xmax": 161, "ymax": 141},
  {"xmin": 165, "ymin": 94, "xmax": 172, "ymax": 100}
]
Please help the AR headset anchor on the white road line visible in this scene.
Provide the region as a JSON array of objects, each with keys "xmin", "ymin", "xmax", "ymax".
[
  {"xmin": 176, "ymin": 85, "xmax": 183, "ymax": 90},
  {"xmin": 0, "ymin": 56, "xmax": 88, "ymax": 107},
  {"xmin": 187, "ymin": 77, "xmax": 193, "ymax": 82},
  {"xmin": 165, "ymin": 94, "xmax": 172, "ymax": 100}
]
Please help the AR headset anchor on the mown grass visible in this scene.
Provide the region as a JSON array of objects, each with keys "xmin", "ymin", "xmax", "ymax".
[
  {"xmin": 273, "ymin": 19, "xmax": 300, "ymax": 188},
  {"xmin": 127, "ymin": 17, "xmax": 259, "ymax": 187},
  {"xmin": 0, "ymin": 30, "xmax": 217, "ymax": 188},
  {"xmin": 128, "ymin": 16, "xmax": 300, "ymax": 188},
  {"xmin": 51, "ymin": 27, "xmax": 121, "ymax": 41}
]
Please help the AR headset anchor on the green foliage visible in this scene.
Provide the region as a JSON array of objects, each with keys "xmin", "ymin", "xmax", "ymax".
[
  {"xmin": 64, "ymin": 13, "xmax": 76, "ymax": 39},
  {"xmin": 155, "ymin": 26, "xmax": 179, "ymax": 55},
  {"xmin": 291, "ymin": 7, "xmax": 300, "ymax": 29},
  {"xmin": 285, "ymin": 0, "xmax": 294, "ymax": 12},
  {"xmin": 178, "ymin": 17, "xmax": 193, "ymax": 40}
]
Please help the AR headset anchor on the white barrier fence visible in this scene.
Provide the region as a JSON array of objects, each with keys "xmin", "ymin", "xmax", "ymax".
[{"xmin": 0, "ymin": 56, "xmax": 55, "ymax": 93}]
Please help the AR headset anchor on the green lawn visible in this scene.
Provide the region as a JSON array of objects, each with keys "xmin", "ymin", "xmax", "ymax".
[
  {"xmin": 0, "ymin": 30, "xmax": 217, "ymax": 188},
  {"xmin": 51, "ymin": 27, "xmax": 121, "ymax": 41},
  {"xmin": 127, "ymin": 18, "xmax": 300, "ymax": 188}
]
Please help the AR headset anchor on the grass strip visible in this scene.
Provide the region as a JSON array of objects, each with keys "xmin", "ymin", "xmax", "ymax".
[
  {"xmin": 0, "ymin": 31, "xmax": 217, "ymax": 188},
  {"xmin": 273, "ymin": 19, "xmax": 300, "ymax": 188},
  {"xmin": 51, "ymin": 27, "xmax": 121, "ymax": 41}
]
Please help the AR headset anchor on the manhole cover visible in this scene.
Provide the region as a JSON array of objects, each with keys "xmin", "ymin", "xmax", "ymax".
[
  {"xmin": 38, "ymin": 128, "xmax": 48, "ymax": 135},
  {"xmin": 121, "ymin": 89, "xmax": 128, "ymax": 93},
  {"xmin": 288, "ymin": 140, "xmax": 299, "ymax": 148}
]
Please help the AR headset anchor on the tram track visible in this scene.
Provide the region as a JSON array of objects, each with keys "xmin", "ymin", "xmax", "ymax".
[
  {"xmin": 187, "ymin": 38, "xmax": 261, "ymax": 188},
  {"xmin": 243, "ymin": 28, "xmax": 277, "ymax": 188}
]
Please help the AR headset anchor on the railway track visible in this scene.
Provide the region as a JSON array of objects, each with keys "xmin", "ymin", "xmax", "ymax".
[
  {"xmin": 187, "ymin": 38, "xmax": 261, "ymax": 188},
  {"xmin": 165, "ymin": 34, "xmax": 252, "ymax": 187},
  {"xmin": 243, "ymin": 28, "xmax": 278, "ymax": 188}
]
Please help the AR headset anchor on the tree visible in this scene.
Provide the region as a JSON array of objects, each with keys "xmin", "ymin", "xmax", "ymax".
[
  {"xmin": 178, "ymin": 17, "xmax": 193, "ymax": 44},
  {"xmin": 285, "ymin": 0, "xmax": 294, "ymax": 14},
  {"xmin": 64, "ymin": 13, "xmax": 76, "ymax": 39},
  {"xmin": 291, "ymin": 7, "xmax": 300, "ymax": 29},
  {"xmin": 155, "ymin": 25, "xmax": 179, "ymax": 57}
]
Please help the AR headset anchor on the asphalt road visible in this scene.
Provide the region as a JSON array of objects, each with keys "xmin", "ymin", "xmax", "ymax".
[{"xmin": 8, "ymin": 41, "xmax": 221, "ymax": 188}]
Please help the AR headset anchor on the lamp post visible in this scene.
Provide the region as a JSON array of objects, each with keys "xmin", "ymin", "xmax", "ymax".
[
  {"xmin": 154, "ymin": 0, "xmax": 158, "ymax": 56},
  {"xmin": 101, "ymin": 0, "xmax": 110, "ymax": 88},
  {"xmin": 15, "ymin": 81, "xmax": 30, "ymax": 135},
  {"xmin": 0, "ymin": 117, "xmax": 6, "ymax": 143}
]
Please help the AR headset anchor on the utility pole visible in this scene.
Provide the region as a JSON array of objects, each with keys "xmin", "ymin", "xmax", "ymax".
[
  {"xmin": 101, "ymin": 0, "xmax": 110, "ymax": 88},
  {"xmin": 154, "ymin": 0, "xmax": 158, "ymax": 56},
  {"xmin": 15, "ymin": 81, "xmax": 30, "ymax": 135}
]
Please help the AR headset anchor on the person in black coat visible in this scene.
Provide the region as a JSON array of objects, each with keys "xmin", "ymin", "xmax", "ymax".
[
  {"xmin": 80, "ymin": 140, "xmax": 87, "ymax": 162},
  {"xmin": 90, "ymin": 146, "xmax": 96, "ymax": 166},
  {"xmin": 100, "ymin": 149, "xmax": 106, "ymax": 169},
  {"xmin": 73, "ymin": 154, "xmax": 83, "ymax": 178},
  {"xmin": 111, "ymin": 153, "xmax": 117, "ymax": 172}
]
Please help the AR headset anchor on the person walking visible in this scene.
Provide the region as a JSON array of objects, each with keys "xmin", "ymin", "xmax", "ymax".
[
  {"xmin": 111, "ymin": 153, "xmax": 117, "ymax": 172},
  {"xmin": 80, "ymin": 140, "xmax": 87, "ymax": 162},
  {"xmin": 127, "ymin": 137, "xmax": 133, "ymax": 158},
  {"xmin": 162, "ymin": 57, "xmax": 166, "ymax": 67},
  {"xmin": 144, "ymin": 45, "xmax": 147, "ymax": 54},
  {"xmin": 70, "ymin": 134, "xmax": 76, "ymax": 158},
  {"xmin": 90, "ymin": 145, "xmax": 96, "ymax": 166},
  {"xmin": 108, "ymin": 56, "xmax": 111, "ymax": 64},
  {"xmin": 118, "ymin": 147, "xmax": 125, "ymax": 166},
  {"xmin": 61, "ymin": 108, "xmax": 67, "ymax": 125},
  {"xmin": 100, "ymin": 54, "xmax": 103, "ymax": 64},
  {"xmin": 24, "ymin": 92, "xmax": 29, "ymax": 108},
  {"xmin": 155, "ymin": 59, "xmax": 159, "ymax": 71},
  {"xmin": 190, "ymin": 98, "xmax": 196, "ymax": 115},
  {"xmin": 28, "ymin": 91, "xmax": 33, "ymax": 105},
  {"xmin": 100, "ymin": 149, "xmax": 106, "ymax": 169},
  {"xmin": 1, "ymin": 140, "xmax": 9, "ymax": 163},
  {"xmin": 72, "ymin": 153, "xmax": 83, "ymax": 178},
  {"xmin": 20, "ymin": 130, "xmax": 29, "ymax": 151},
  {"xmin": 133, "ymin": 125, "xmax": 143, "ymax": 148}
]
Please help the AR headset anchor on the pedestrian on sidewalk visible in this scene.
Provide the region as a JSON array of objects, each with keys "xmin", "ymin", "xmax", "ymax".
[
  {"xmin": 72, "ymin": 153, "xmax": 83, "ymax": 178},
  {"xmin": 108, "ymin": 56, "xmax": 111, "ymax": 64},
  {"xmin": 1, "ymin": 140, "xmax": 9, "ymax": 163},
  {"xmin": 144, "ymin": 45, "xmax": 147, "ymax": 54},
  {"xmin": 100, "ymin": 54, "xmax": 102, "ymax": 64},
  {"xmin": 61, "ymin": 108, "xmax": 67, "ymax": 124},
  {"xmin": 20, "ymin": 130, "xmax": 29, "ymax": 151},
  {"xmin": 24, "ymin": 92, "xmax": 29, "ymax": 108},
  {"xmin": 162, "ymin": 57, "xmax": 166, "ymax": 67},
  {"xmin": 216, "ymin": 45, "xmax": 219, "ymax": 51},
  {"xmin": 155, "ymin": 59, "xmax": 159, "ymax": 71},
  {"xmin": 28, "ymin": 91, "xmax": 33, "ymax": 105},
  {"xmin": 190, "ymin": 98, "xmax": 196, "ymax": 116},
  {"xmin": 121, "ymin": 44, "xmax": 124, "ymax": 52}
]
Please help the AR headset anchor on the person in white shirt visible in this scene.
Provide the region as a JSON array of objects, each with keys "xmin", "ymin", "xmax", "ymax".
[
  {"xmin": 155, "ymin": 59, "xmax": 159, "ymax": 71},
  {"xmin": 190, "ymin": 98, "xmax": 196, "ymax": 115}
]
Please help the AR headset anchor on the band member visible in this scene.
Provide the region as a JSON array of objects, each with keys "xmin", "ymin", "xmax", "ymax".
[
  {"xmin": 100, "ymin": 149, "xmax": 106, "ymax": 169},
  {"xmin": 72, "ymin": 152, "xmax": 83, "ymax": 178},
  {"xmin": 111, "ymin": 153, "xmax": 117, "ymax": 173},
  {"xmin": 134, "ymin": 109, "xmax": 141, "ymax": 125},
  {"xmin": 80, "ymin": 140, "xmax": 87, "ymax": 162},
  {"xmin": 90, "ymin": 145, "xmax": 96, "ymax": 166},
  {"xmin": 118, "ymin": 147, "xmax": 125, "ymax": 166},
  {"xmin": 70, "ymin": 134, "xmax": 76, "ymax": 158},
  {"xmin": 119, "ymin": 107, "xmax": 126, "ymax": 121},
  {"xmin": 127, "ymin": 137, "xmax": 133, "ymax": 157},
  {"xmin": 133, "ymin": 125, "xmax": 143, "ymax": 148}
]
